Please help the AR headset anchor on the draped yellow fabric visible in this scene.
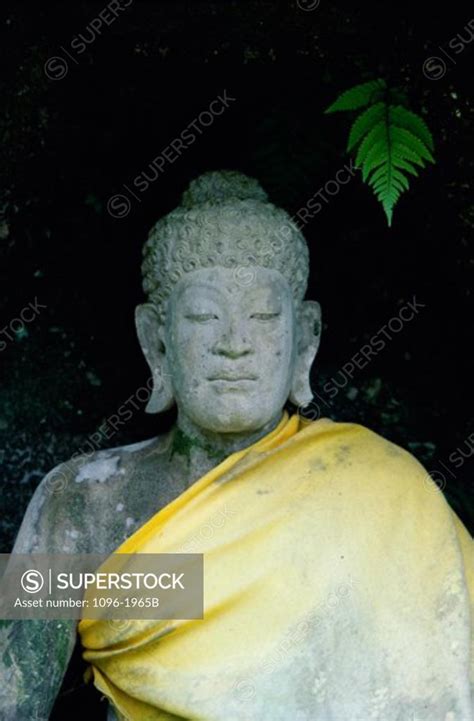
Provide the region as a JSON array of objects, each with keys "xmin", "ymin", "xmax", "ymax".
[{"xmin": 78, "ymin": 412, "xmax": 474, "ymax": 721}]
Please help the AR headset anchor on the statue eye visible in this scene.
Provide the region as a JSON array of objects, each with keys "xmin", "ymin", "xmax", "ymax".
[
  {"xmin": 250, "ymin": 312, "xmax": 281, "ymax": 321},
  {"xmin": 185, "ymin": 313, "xmax": 219, "ymax": 322}
]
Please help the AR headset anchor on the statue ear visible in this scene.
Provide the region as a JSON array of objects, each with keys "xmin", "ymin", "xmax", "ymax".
[
  {"xmin": 289, "ymin": 300, "xmax": 322, "ymax": 407},
  {"xmin": 135, "ymin": 303, "xmax": 174, "ymax": 414}
]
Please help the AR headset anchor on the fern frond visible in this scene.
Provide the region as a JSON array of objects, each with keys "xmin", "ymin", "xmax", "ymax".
[
  {"xmin": 325, "ymin": 79, "xmax": 386, "ymax": 114},
  {"xmin": 361, "ymin": 120, "xmax": 434, "ymax": 225},
  {"xmin": 326, "ymin": 80, "xmax": 436, "ymax": 226}
]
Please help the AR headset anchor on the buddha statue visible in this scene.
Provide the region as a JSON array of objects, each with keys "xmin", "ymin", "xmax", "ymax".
[{"xmin": 2, "ymin": 171, "xmax": 473, "ymax": 721}]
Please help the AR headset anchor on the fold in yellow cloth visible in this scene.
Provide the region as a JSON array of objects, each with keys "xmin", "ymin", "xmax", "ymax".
[{"xmin": 78, "ymin": 412, "xmax": 474, "ymax": 721}]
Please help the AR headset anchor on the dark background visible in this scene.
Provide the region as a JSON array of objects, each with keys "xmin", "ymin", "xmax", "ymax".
[{"xmin": 0, "ymin": 1, "xmax": 473, "ymax": 717}]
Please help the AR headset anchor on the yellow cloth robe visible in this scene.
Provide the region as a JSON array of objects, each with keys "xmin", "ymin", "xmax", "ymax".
[{"xmin": 78, "ymin": 412, "xmax": 474, "ymax": 721}]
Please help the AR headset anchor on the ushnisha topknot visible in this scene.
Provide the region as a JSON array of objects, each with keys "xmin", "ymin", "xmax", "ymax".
[
  {"xmin": 141, "ymin": 170, "xmax": 310, "ymax": 324},
  {"xmin": 181, "ymin": 169, "xmax": 269, "ymax": 207}
]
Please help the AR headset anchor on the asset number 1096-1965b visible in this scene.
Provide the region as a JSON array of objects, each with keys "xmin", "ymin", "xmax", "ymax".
[{"xmin": 92, "ymin": 597, "xmax": 160, "ymax": 608}]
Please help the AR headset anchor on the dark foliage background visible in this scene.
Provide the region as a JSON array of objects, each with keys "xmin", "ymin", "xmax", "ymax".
[{"xmin": 0, "ymin": 1, "xmax": 473, "ymax": 717}]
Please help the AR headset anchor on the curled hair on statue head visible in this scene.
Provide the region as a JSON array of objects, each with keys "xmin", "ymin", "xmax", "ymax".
[{"xmin": 141, "ymin": 170, "xmax": 310, "ymax": 324}]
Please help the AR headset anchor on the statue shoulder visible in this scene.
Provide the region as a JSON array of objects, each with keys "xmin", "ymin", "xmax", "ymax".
[
  {"xmin": 306, "ymin": 418, "xmax": 433, "ymax": 494},
  {"xmin": 11, "ymin": 433, "xmax": 172, "ymax": 554},
  {"xmin": 327, "ymin": 419, "xmax": 435, "ymax": 496}
]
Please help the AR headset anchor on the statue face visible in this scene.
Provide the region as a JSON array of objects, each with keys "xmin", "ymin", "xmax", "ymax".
[{"xmin": 164, "ymin": 266, "xmax": 297, "ymax": 433}]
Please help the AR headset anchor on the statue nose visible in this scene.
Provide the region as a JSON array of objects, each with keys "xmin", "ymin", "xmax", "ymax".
[{"xmin": 212, "ymin": 320, "xmax": 252, "ymax": 358}]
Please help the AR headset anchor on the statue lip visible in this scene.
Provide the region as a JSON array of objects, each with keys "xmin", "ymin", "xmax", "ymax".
[{"xmin": 208, "ymin": 374, "xmax": 257, "ymax": 381}]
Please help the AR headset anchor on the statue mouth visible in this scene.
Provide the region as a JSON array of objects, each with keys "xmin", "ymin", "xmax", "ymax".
[
  {"xmin": 208, "ymin": 377, "xmax": 257, "ymax": 392},
  {"xmin": 208, "ymin": 374, "xmax": 258, "ymax": 381}
]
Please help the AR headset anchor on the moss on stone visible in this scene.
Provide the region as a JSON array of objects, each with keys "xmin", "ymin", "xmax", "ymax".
[{"xmin": 170, "ymin": 426, "xmax": 224, "ymax": 464}]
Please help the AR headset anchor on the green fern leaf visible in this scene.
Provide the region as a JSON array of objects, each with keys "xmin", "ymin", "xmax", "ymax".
[
  {"xmin": 389, "ymin": 106, "xmax": 434, "ymax": 152},
  {"xmin": 373, "ymin": 179, "xmax": 403, "ymax": 196},
  {"xmin": 391, "ymin": 126, "xmax": 435, "ymax": 164},
  {"xmin": 360, "ymin": 120, "xmax": 433, "ymax": 226},
  {"xmin": 325, "ymin": 79, "xmax": 386, "ymax": 114},
  {"xmin": 362, "ymin": 140, "xmax": 388, "ymax": 181},
  {"xmin": 392, "ymin": 143, "xmax": 427, "ymax": 169},
  {"xmin": 371, "ymin": 168, "xmax": 410, "ymax": 192},
  {"xmin": 392, "ymin": 155, "xmax": 420, "ymax": 177},
  {"xmin": 370, "ymin": 166, "xmax": 407, "ymax": 188},
  {"xmin": 347, "ymin": 102, "xmax": 385, "ymax": 151},
  {"xmin": 327, "ymin": 79, "xmax": 436, "ymax": 225},
  {"xmin": 355, "ymin": 121, "xmax": 386, "ymax": 168},
  {"xmin": 369, "ymin": 165, "xmax": 390, "ymax": 187},
  {"xmin": 370, "ymin": 165, "xmax": 409, "ymax": 191}
]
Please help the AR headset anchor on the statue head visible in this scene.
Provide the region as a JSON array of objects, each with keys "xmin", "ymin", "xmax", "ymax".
[{"xmin": 135, "ymin": 170, "xmax": 321, "ymax": 434}]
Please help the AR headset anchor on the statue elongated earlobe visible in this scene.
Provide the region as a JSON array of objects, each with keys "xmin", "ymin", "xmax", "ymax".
[
  {"xmin": 135, "ymin": 303, "xmax": 175, "ymax": 414},
  {"xmin": 289, "ymin": 300, "xmax": 322, "ymax": 407}
]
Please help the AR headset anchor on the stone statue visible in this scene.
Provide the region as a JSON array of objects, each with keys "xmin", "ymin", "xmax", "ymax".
[
  {"xmin": 2, "ymin": 171, "xmax": 473, "ymax": 721},
  {"xmin": 1, "ymin": 170, "xmax": 321, "ymax": 720}
]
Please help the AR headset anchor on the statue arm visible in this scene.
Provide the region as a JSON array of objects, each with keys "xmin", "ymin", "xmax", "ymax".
[
  {"xmin": 450, "ymin": 511, "xmax": 474, "ymax": 688},
  {"xmin": 0, "ymin": 617, "xmax": 77, "ymax": 721},
  {"xmin": 0, "ymin": 462, "xmax": 82, "ymax": 721}
]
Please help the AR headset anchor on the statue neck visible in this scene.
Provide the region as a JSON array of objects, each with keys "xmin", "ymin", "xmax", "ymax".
[{"xmin": 171, "ymin": 408, "xmax": 285, "ymax": 475}]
